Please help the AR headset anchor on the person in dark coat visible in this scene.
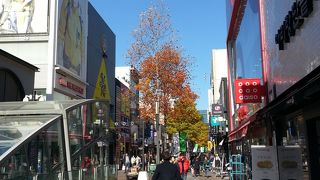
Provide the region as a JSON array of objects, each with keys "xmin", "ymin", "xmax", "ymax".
[
  {"xmin": 193, "ymin": 156, "xmax": 201, "ymax": 176},
  {"xmin": 152, "ymin": 151, "xmax": 181, "ymax": 180}
]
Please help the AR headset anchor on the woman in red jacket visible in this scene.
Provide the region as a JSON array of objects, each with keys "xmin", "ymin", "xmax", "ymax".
[{"xmin": 177, "ymin": 153, "xmax": 190, "ymax": 180}]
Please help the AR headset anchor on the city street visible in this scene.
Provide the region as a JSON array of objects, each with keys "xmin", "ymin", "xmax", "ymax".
[{"xmin": 117, "ymin": 170, "xmax": 230, "ymax": 180}]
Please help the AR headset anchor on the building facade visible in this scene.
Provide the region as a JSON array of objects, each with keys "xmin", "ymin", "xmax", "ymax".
[
  {"xmin": 0, "ymin": 50, "xmax": 38, "ymax": 102},
  {"xmin": 227, "ymin": 0, "xmax": 320, "ymax": 179},
  {"xmin": 0, "ymin": 1, "xmax": 115, "ymax": 106}
]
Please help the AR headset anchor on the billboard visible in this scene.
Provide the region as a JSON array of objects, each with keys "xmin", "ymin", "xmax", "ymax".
[
  {"xmin": 0, "ymin": 0, "xmax": 48, "ymax": 34},
  {"xmin": 56, "ymin": 0, "xmax": 87, "ymax": 77}
]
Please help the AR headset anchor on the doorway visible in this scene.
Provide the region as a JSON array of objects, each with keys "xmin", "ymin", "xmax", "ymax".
[{"xmin": 306, "ymin": 119, "xmax": 320, "ymax": 179}]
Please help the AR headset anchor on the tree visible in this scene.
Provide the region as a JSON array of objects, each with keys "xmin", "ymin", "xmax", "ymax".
[
  {"xmin": 166, "ymin": 93, "xmax": 209, "ymax": 146},
  {"xmin": 127, "ymin": 1, "xmax": 190, "ymax": 121},
  {"xmin": 127, "ymin": 0, "xmax": 208, "ymax": 147},
  {"xmin": 127, "ymin": 0, "xmax": 176, "ymax": 68}
]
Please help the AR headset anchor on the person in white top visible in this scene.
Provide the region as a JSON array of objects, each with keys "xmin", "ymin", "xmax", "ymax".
[
  {"xmin": 135, "ymin": 155, "xmax": 141, "ymax": 168},
  {"xmin": 131, "ymin": 155, "xmax": 136, "ymax": 167}
]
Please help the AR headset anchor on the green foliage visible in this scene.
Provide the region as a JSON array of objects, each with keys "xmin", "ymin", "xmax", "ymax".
[{"xmin": 167, "ymin": 99, "xmax": 209, "ymax": 146}]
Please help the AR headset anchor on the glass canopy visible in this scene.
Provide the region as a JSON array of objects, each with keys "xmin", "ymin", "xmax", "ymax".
[
  {"xmin": 0, "ymin": 114, "xmax": 61, "ymax": 158},
  {"xmin": 0, "ymin": 99, "xmax": 90, "ymax": 115},
  {"xmin": 0, "ymin": 99, "xmax": 94, "ymax": 161}
]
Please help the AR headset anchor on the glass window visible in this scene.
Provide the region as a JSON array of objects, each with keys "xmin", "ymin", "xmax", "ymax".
[
  {"xmin": 68, "ymin": 106, "xmax": 84, "ymax": 156},
  {"xmin": 235, "ymin": 0, "xmax": 262, "ymax": 79},
  {"xmin": 0, "ymin": 119, "xmax": 65, "ymax": 179}
]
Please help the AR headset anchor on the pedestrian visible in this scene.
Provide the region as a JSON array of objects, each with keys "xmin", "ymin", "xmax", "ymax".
[
  {"xmin": 177, "ymin": 152, "xmax": 190, "ymax": 180},
  {"xmin": 203, "ymin": 156, "xmax": 209, "ymax": 177},
  {"xmin": 131, "ymin": 155, "xmax": 136, "ymax": 167},
  {"xmin": 152, "ymin": 151, "xmax": 181, "ymax": 180},
  {"xmin": 193, "ymin": 156, "xmax": 200, "ymax": 176},
  {"xmin": 135, "ymin": 154, "xmax": 141, "ymax": 169},
  {"xmin": 124, "ymin": 153, "xmax": 130, "ymax": 173}
]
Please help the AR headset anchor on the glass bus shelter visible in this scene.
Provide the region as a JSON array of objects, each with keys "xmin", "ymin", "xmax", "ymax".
[{"xmin": 0, "ymin": 99, "xmax": 116, "ymax": 180}]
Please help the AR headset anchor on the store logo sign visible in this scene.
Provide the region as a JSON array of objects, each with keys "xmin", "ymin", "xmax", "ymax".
[
  {"xmin": 275, "ymin": 0, "xmax": 313, "ymax": 50},
  {"xmin": 234, "ymin": 78, "xmax": 263, "ymax": 104},
  {"xmin": 212, "ymin": 104, "xmax": 223, "ymax": 115}
]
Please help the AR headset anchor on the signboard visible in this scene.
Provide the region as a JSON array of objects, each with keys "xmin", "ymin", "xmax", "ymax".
[
  {"xmin": 55, "ymin": 72, "xmax": 86, "ymax": 97},
  {"xmin": 278, "ymin": 146, "xmax": 303, "ymax": 180},
  {"xmin": 251, "ymin": 146, "xmax": 279, "ymax": 180},
  {"xmin": 57, "ymin": 0, "xmax": 88, "ymax": 77},
  {"xmin": 234, "ymin": 78, "xmax": 262, "ymax": 104},
  {"xmin": 93, "ymin": 59, "xmax": 110, "ymax": 100},
  {"xmin": 212, "ymin": 104, "xmax": 223, "ymax": 115},
  {"xmin": 0, "ymin": 0, "xmax": 48, "ymax": 34},
  {"xmin": 210, "ymin": 116, "xmax": 219, "ymax": 126}
]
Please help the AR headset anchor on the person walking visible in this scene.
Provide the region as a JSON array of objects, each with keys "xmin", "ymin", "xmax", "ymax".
[
  {"xmin": 124, "ymin": 153, "xmax": 130, "ymax": 173},
  {"xmin": 177, "ymin": 153, "xmax": 190, "ymax": 180},
  {"xmin": 193, "ymin": 156, "xmax": 200, "ymax": 177},
  {"xmin": 152, "ymin": 151, "xmax": 181, "ymax": 180}
]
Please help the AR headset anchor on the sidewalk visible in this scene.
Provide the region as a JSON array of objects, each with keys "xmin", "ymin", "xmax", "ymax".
[
  {"xmin": 186, "ymin": 170, "xmax": 230, "ymax": 180},
  {"xmin": 117, "ymin": 170, "xmax": 230, "ymax": 180}
]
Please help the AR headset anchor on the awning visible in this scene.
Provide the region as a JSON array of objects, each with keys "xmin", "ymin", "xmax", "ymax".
[{"xmin": 228, "ymin": 110, "xmax": 260, "ymax": 142}]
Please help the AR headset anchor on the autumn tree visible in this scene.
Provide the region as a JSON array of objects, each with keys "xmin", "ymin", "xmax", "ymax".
[
  {"xmin": 166, "ymin": 87, "xmax": 209, "ymax": 146},
  {"xmin": 127, "ymin": 1, "xmax": 188, "ymax": 121},
  {"xmin": 127, "ymin": 0, "xmax": 208, "ymax": 146}
]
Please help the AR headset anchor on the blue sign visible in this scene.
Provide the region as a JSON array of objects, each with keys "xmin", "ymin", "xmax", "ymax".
[{"xmin": 211, "ymin": 116, "xmax": 219, "ymax": 126}]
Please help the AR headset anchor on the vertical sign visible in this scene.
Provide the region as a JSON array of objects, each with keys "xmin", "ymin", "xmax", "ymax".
[{"xmin": 234, "ymin": 78, "xmax": 262, "ymax": 104}]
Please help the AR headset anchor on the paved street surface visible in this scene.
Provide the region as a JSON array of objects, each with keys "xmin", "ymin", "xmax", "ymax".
[{"xmin": 117, "ymin": 170, "xmax": 230, "ymax": 180}]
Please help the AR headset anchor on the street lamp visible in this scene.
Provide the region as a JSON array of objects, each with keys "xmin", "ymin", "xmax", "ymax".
[{"xmin": 155, "ymin": 89, "xmax": 162, "ymax": 164}]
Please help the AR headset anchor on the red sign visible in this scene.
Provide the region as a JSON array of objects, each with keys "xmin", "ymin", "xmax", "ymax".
[
  {"xmin": 234, "ymin": 78, "xmax": 262, "ymax": 104},
  {"xmin": 58, "ymin": 78, "xmax": 84, "ymax": 94}
]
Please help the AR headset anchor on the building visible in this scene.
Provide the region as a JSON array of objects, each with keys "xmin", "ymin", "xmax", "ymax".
[
  {"xmin": 0, "ymin": 49, "xmax": 38, "ymax": 102},
  {"xmin": 226, "ymin": 0, "xmax": 320, "ymax": 179},
  {"xmin": 208, "ymin": 49, "xmax": 228, "ymax": 153},
  {"xmin": 0, "ymin": 1, "xmax": 115, "ymax": 108},
  {"xmin": 115, "ymin": 66, "xmax": 140, "ymax": 166},
  {"xmin": 115, "ymin": 78, "xmax": 132, "ymax": 168},
  {"xmin": 211, "ymin": 49, "xmax": 228, "ymax": 103},
  {"xmin": 199, "ymin": 110, "xmax": 209, "ymax": 124}
]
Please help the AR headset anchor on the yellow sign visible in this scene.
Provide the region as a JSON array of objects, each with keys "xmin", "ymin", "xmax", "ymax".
[
  {"xmin": 208, "ymin": 141, "xmax": 213, "ymax": 151},
  {"xmin": 93, "ymin": 59, "xmax": 110, "ymax": 100}
]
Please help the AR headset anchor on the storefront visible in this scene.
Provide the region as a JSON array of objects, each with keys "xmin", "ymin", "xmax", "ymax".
[
  {"xmin": 259, "ymin": 0, "xmax": 320, "ymax": 179},
  {"xmin": 226, "ymin": 0, "xmax": 268, "ymax": 156},
  {"xmin": 0, "ymin": 99, "xmax": 116, "ymax": 180}
]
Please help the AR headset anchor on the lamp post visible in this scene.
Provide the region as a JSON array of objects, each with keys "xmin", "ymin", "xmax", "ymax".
[{"xmin": 155, "ymin": 89, "xmax": 161, "ymax": 164}]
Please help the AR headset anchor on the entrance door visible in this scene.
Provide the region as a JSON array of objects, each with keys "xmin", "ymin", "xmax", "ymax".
[{"xmin": 306, "ymin": 119, "xmax": 320, "ymax": 179}]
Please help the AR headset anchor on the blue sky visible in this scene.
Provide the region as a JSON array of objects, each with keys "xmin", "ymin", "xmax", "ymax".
[{"xmin": 90, "ymin": 0, "xmax": 227, "ymax": 110}]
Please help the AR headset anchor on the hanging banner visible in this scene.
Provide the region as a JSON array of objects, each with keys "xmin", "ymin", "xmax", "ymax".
[
  {"xmin": 179, "ymin": 132, "xmax": 187, "ymax": 153},
  {"xmin": 207, "ymin": 141, "xmax": 213, "ymax": 151},
  {"xmin": 192, "ymin": 144, "xmax": 198, "ymax": 153},
  {"xmin": 234, "ymin": 78, "xmax": 263, "ymax": 104}
]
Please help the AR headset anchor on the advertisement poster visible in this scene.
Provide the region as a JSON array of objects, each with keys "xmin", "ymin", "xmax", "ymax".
[
  {"xmin": 278, "ymin": 146, "xmax": 303, "ymax": 180},
  {"xmin": 0, "ymin": 0, "xmax": 48, "ymax": 34},
  {"xmin": 57, "ymin": 0, "xmax": 87, "ymax": 77},
  {"xmin": 251, "ymin": 145, "xmax": 279, "ymax": 180}
]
